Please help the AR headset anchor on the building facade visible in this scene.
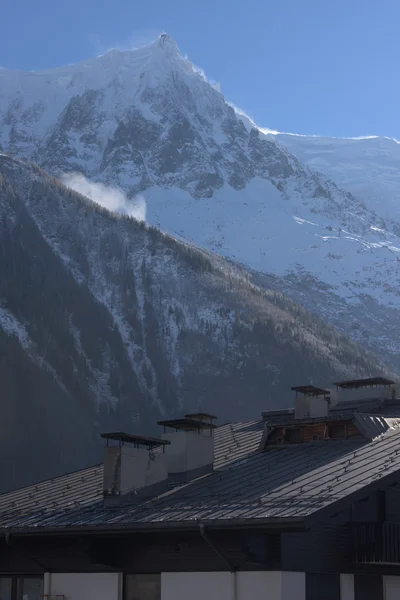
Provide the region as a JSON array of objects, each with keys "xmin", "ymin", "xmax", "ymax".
[{"xmin": 2, "ymin": 380, "xmax": 400, "ymax": 600}]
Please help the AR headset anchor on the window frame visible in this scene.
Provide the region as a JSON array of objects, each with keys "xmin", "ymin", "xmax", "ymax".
[{"xmin": 0, "ymin": 575, "xmax": 43, "ymax": 600}]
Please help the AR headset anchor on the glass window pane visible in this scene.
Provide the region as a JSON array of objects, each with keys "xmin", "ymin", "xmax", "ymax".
[
  {"xmin": 18, "ymin": 578, "xmax": 43, "ymax": 600},
  {"xmin": 125, "ymin": 575, "xmax": 160, "ymax": 600},
  {"xmin": 0, "ymin": 578, "xmax": 12, "ymax": 600}
]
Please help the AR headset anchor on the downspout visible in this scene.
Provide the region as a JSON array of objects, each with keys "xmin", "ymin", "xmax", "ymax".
[{"xmin": 199, "ymin": 524, "xmax": 237, "ymax": 600}]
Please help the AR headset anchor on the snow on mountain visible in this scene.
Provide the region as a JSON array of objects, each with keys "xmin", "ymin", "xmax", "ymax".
[
  {"xmin": 2, "ymin": 35, "xmax": 400, "ymax": 366},
  {"xmin": 269, "ymin": 133, "xmax": 400, "ymax": 220}
]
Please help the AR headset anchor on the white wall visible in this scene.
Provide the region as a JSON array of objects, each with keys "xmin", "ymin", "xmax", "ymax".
[
  {"xmin": 340, "ymin": 574, "xmax": 354, "ymax": 600},
  {"xmin": 161, "ymin": 571, "xmax": 304, "ymax": 600},
  {"xmin": 281, "ymin": 572, "xmax": 305, "ymax": 600},
  {"xmin": 384, "ymin": 576, "xmax": 400, "ymax": 600},
  {"xmin": 161, "ymin": 572, "xmax": 232, "ymax": 600},
  {"xmin": 49, "ymin": 570, "xmax": 306, "ymax": 600},
  {"xmin": 237, "ymin": 572, "xmax": 281, "ymax": 599},
  {"xmin": 50, "ymin": 573, "xmax": 121, "ymax": 600}
]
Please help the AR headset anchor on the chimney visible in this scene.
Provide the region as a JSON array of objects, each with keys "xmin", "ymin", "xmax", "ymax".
[
  {"xmin": 291, "ymin": 386, "xmax": 330, "ymax": 419},
  {"xmin": 332, "ymin": 377, "xmax": 396, "ymax": 402},
  {"xmin": 158, "ymin": 413, "xmax": 217, "ymax": 484},
  {"xmin": 101, "ymin": 432, "xmax": 170, "ymax": 506}
]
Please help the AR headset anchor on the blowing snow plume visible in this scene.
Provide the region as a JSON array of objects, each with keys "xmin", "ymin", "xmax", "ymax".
[{"xmin": 61, "ymin": 173, "xmax": 146, "ymax": 221}]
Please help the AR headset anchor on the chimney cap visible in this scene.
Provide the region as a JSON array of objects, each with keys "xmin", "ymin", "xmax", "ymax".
[
  {"xmin": 291, "ymin": 385, "xmax": 330, "ymax": 397},
  {"xmin": 332, "ymin": 377, "xmax": 395, "ymax": 389},
  {"xmin": 158, "ymin": 418, "xmax": 218, "ymax": 431},
  {"xmin": 101, "ymin": 432, "xmax": 171, "ymax": 447},
  {"xmin": 184, "ymin": 412, "xmax": 217, "ymax": 421}
]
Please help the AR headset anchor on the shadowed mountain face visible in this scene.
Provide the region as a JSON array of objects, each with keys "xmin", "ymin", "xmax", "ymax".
[{"xmin": 0, "ymin": 154, "xmax": 392, "ymax": 492}]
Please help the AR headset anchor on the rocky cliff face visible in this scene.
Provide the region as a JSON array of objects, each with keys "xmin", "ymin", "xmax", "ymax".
[{"xmin": 0, "ymin": 154, "xmax": 390, "ymax": 491}]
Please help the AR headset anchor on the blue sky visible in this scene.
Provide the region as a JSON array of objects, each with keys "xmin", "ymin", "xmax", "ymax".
[{"xmin": 1, "ymin": 0, "xmax": 399, "ymax": 138}]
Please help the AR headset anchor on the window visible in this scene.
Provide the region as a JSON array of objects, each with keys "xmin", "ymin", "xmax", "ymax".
[
  {"xmin": 0, "ymin": 577, "xmax": 43, "ymax": 600},
  {"xmin": 124, "ymin": 575, "xmax": 160, "ymax": 600},
  {"xmin": 0, "ymin": 578, "xmax": 12, "ymax": 600},
  {"xmin": 328, "ymin": 424, "xmax": 346, "ymax": 439},
  {"xmin": 285, "ymin": 428, "xmax": 301, "ymax": 443},
  {"xmin": 17, "ymin": 578, "xmax": 43, "ymax": 600},
  {"xmin": 354, "ymin": 574, "xmax": 383, "ymax": 600},
  {"xmin": 306, "ymin": 573, "xmax": 339, "ymax": 600}
]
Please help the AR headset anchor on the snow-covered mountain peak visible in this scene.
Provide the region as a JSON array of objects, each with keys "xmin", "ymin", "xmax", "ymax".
[
  {"xmin": 0, "ymin": 34, "xmax": 194, "ymax": 103},
  {"xmin": 91, "ymin": 34, "xmax": 187, "ymax": 78},
  {"xmin": 5, "ymin": 42, "xmax": 400, "ymax": 370}
]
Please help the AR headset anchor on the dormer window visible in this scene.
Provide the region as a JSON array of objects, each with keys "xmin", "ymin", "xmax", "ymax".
[
  {"xmin": 285, "ymin": 428, "xmax": 302, "ymax": 443},
  {"xmin": 328, "ymin": 424, "xmax": 346, "ymax": 439}
]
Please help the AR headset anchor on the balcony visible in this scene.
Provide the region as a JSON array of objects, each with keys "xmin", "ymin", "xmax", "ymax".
[{"xmin": 354, "ymin": 522, "xmax": 400, "ymax": 564}]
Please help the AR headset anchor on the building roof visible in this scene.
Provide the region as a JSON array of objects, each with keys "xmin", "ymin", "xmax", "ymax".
[
  {"xmin": 2, "ymin": 422, "xmax": 400, "ymax": 531},
  {"xmin": 353, "ymin": 413, "xmax": 400, "ymax": 440},
  {"xmin": 184, "ymin": 413, "xmax": 217, "ymax": 421},
  {"xmin": 213, "ymin": 420, "xmax": 264, "ymax": 469},
  {"xmin": 261, "ymin": 408, "xmax": 295, "ymax": 424},
  {"xmin": 333, "ymin": 377, "xmax": 395, "ymax": 389},
  {"xmin": 100, "ymin": 432, "xmax": 170, "ymax": 447},
  {"xmin": 157, "ymin": 418, "xmax": 218, "ymax": 431},
  {"xmin": 261, "ymin": 398, "xmax": 386, "ymax": 425},
  {"xmin": 3, "ymin": 403, "xmax": 400, "ymax": 533},
  {"xmin": 291, "ymin": 385, "xmax": 331, "ymax": 396},
  {"xmin": 0, "ymin": 421, "xmax": 264, "ymax": 521},
  {"xmin": 0, "ymin": 463, "xmax": 104, "ymax": 516}
]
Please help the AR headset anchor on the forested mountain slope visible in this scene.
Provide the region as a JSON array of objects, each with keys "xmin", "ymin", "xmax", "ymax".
[{"xmin": 0, "ymin": 154, "xmax": 391, "ymax": 491}]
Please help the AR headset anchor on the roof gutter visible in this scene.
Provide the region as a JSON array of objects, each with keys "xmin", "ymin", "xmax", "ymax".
[{"xmin": 0, "ymin": 516, "xmax": 306, "ymax": 537}]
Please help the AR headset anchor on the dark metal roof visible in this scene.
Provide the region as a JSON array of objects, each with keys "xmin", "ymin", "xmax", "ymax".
[
  {"xmin": 333, "ymin": 377, "xmax": 395, "ymax": 389},
  {"xmin": 213, "ymin": 421, "xmax": 265, "ymax": 469},
  {"xmin": 262, "ymin": 399, "xmax": 387, "ymax": 425},
  {"xmin": 158, "ymin": 418, "xmax": 217, "ymax": 431},
  {"xmin": 0, "ymin": 463, "xmax": 103, "ymax": 516},
  {"xmin": 331, "ymin": 398, "xmax": 384, "ymax": 415},
  {"xmin": 353, "ymin": 413, "xmax": 400, "ymax": 440},
  {"xmin": 291, "ymin": 385, "xmax": 331, "ymax": 396},
  {"xmin": 184, "ymin": 413, "xmax": 217, "ymax": 421},
  {"xmin": 3, "ymin": 417, "xmax": 400, "ymax": 531},
  {"xmin": 0, "ymin": 421, "xmax": 263, "ymax": 519},
  {"xmin": 4, "ymin": 432, "xmax": 400, "ymax": 530},
  {"xmin": 100, "ymin": 432, "xmax": 170, "ymax": 447},
  {"xmin": 262, "ymin": 414, "xmax": 361, "ymax": 429}
]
